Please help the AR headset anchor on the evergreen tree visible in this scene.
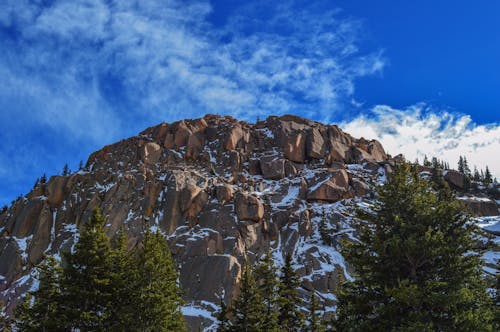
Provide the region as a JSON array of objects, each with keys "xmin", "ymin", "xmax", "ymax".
[
  {"xmin": 62, "ymin": 164, "xmax": 70, "ymax": 176},
  {"xmin": 278, "ymin": 253, "xmax": 305, "ymax": 331},
  {"xmin": 254, "ymin": 249, "xmax": 279, "ymax": 331},
  {"xmin": 232, "ymin": 262, "xmax": 266, "ymax": 332},
  {"xmin": 14, "ymin": 256, "xmax": 65, "ymax": 332},
  {"xmin": 307, "ymin": 292, "xmax": 325, "ymax": 332},
  {"xmin": 215, "ymin": 297, "xmax": 232, "ymax": 332},
  {"xmin": 484, "ymin": 166, "xmax": 493, "ymax": 186},
  {"xmin": 134, "ymin": 230, "xmax": 186, "ymax": 332},
  {"xmin": 336, "ymin": 162, "xmax": 494, "ymax": 331},
  {"xmin": 473, "ymin": 166, "xmax": 481, "ymax": 182},
  {"xmin": 61, "ymin": 207, "xmax": 114, "ymax": 331},
  {"xmin": 107, "ymin": 228, "xmax": 136, "ymax": 331},
  {"xmin": 40, "ymin": 173, "xmax": 47, "ymax": 184},
  {"xmin": 423, "ymin": 155, "xmax": 431, "ymax": 166}
]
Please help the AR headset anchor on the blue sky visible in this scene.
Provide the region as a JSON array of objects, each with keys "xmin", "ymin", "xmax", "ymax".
[{"xmin": 0, "ymin": 0, "xmax": 499, "ymax": 206}]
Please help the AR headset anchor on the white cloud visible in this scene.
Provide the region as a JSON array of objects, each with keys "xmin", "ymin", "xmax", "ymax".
[
  {"xmin": 0, "ymin": 0, "xmax": 385, "ymax": 131},
  {"xmin": 341, "ymin": 104, "xmax": 500, "ymax": 178}
]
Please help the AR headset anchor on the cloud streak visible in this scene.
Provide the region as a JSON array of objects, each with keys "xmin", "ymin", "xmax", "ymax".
[{"xmin": 342, "ymin": 104, "xmax": 500, "ymax": 178}]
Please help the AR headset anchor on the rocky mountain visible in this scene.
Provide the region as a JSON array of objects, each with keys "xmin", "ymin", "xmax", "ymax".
[{"xmin": 0, "ymin": 114, "xmax": 498, "ymax": 330}]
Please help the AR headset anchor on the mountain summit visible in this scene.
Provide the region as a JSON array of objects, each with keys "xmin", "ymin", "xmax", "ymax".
[{"xmin": 0, "ymin": 114, "xmax": 498, "ymax": 330}]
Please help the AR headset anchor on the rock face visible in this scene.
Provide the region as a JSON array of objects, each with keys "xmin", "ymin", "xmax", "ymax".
[
  {"xmin": 464, "ymin": 199, "xmax": 499, "ymax": 216},
  {"xmin": 444, "ymin": 170, "xmax": 466, "ymax": 189},
  {"xmin": 307, "ymin": 169, "xmax": 350, "ymax": 202},
  {"xmin": 234, "ymin": 192, "xmax": 264, "ymax": 222},
  {"xmin": 0, "ymin": 114, "xmax": 428, "ymax": 330}
]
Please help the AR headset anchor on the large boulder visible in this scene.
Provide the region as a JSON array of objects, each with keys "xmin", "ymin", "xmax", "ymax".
[
  {"xmin": 306, "ymin": 128, "xmax": 325, "ymax": 159},
  {"xmin": 307, "ymin": 169, "xmax": 349, "ymax": 202},
  {"xmin": 141, "ymin": 142, "xmax": 162, "ymax": 165},
  {"xmin": 260, "ymin": 157, "xmax": 286, "ymax": 180},
  {"xmin": 225, "ymin": 125, "xmax": 247, "ymax": 151},
  {"xmin": 284, "ymin": 133, "xmax": 306, "ymax": 163},
  {"xmin": 234, "ymin": 192, "xmax": 264, "ymax": 222},
  {"xmin": 444, "ymin": 170, "xmax": 465, "ymax": 189},
  {"xmin": 216, "ymin": 184, "xmax": 234, "ymax": 204}
]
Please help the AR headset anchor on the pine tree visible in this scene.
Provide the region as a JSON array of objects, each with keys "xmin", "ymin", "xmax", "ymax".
[
  {"xmin": 215, "ymin": 297, "xmax": 232, "ymax": 332},
  {"xmin": 61, "ymin": 207, "xmax": 114, "ymax": 331},
  {"xmin": 62, "ymin": 164, "xmax": 70, "ymax": 176},
  {"xmin": 484, "ymin": 166, "xmax": 493, "ymax": 186},
  {"xmin": 254, "ymin": 249, "xmax": 279, "ymax": 331},
  {"xmin": 423, "ymin": 155, "xmax": 431, "ymax": 166},
  {"xmin": 40, "ymin": 173, "xmax": 47, "ymax": 184},
  {"xmin": 14, "ymin": 256, "xmax": 65, "ymax": 331},
  {"xmin": 134, "ymin": 230, "xmax": 186, "ymax": 332},
  {"xmin": 307, "ymin": 292, "xmax": 325, "ymax": 332},
  {"xmin": 232, "ymin": 262, "xmax": 266, "ymax": 332},
  {"xmin": 473, "ymin": 166, "xmax": 481, "ymax": 182},
  {"xmin": 107, "ymin": 228, "xmax": 136, "ymax": 331},
  {"xmin": 278, "ymin": 253, "xmax": 305, "ymax": 331},
  {"xmin": 336, "ymin": 162, "xmax": 494, "ymax": 331}
]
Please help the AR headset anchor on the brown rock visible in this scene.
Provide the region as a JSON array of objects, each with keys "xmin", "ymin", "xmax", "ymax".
[
  {"xmin": 307, "ymin": 169, "xmax": 349, "ymax": 202},
  {"xmin": 225, "ymin": 125, "xmax": 246, "ymax": 151},
  {"xmin": 46, "ymin": 176, "xmax": 69, "ymax": 208},
  {"xmin": 174, "ymin": 121, "xmax": 192, "ymax": 147},
  {"xmin": 248, "ymin": 159, "xmax": 261, "ymax": 175},
  {"xmin": 444, "ymin": 170, "xmax": 466, "ymax": 189},
  {"xmin": 464, "ymin": 199, "xmax": 499, "ymax": 216},
  {"xmin": 141, "ymin": 142, "xmax": 162, "ymax": 165},
  {"xmin": 306, "ymin": 128, "xmax": 325, "ymax": 159},
  {"xmin": 351, "ymin": 178, "xmax": 370, "ymax": 197},
  {"xmin": 284, "ymin": 133, "xmax": 306, "ymax": 163},
  {"xmin": 163, "ymin": 133, "xmax": 175, "ymax": 149},
  {"xmin": 234, "ymin": 192, "xmax": 264, "ymax": 222},
  {"xmin": 179, "ymin": 255, "xmax": 241, "ymax": 304},
  {"xmin": 367, "ymin": 140, "xmax": 386, "ymax": 161},
  {"xmin": 11, "ymin": 199, "xmax": 44, "ymax": 238},
  {"xmin": 260, "ymin": 157, "xmax": 285, "ymax": 180},
  {"xmin": 216, "ymin": 184, "xmax": 234, "ymax": 204},
  {"xmin": 0, "ymin": 239, "xmax": 22, "ymax": 283},
  {"xmin": 185, "ymin": 134, "xmax": 204, "ymax": 160}
]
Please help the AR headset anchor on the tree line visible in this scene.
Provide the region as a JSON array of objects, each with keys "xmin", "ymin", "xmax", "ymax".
[{"xmin": 13, "ymin": 208, "xmax": 186, "ymax": 332}]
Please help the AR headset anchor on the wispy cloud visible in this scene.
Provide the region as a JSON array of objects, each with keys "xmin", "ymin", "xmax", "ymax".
[
  {"xmin": 0, "ymin": 0, "xmax": 386, "ymax": 204},
  {"xmin": 1, "ymin": 0, "xmax": 385, "ymax": 133},
  {"xmin": 342, "ymin": 104, "xmax": 500, "ymax": 178}
]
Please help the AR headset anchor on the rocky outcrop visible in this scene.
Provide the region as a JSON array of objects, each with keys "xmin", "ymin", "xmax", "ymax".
[
  {"xmin": 444, "ymin": 170, "xmax": 466, "ymax": 189},
  {"xmin": 307, "ymin": 169, "xmax": 350, "ymax": 202},
  {"xmin": 464, "ymin": 199, "xmax": 499, "ymax": 216},
  {"xmin": 234, "ymin": 192, "xmax": 264, "ymax": 222},
  {"xmin": 5, "ymin": 113, "xmax": 493, "ymax": 331}
]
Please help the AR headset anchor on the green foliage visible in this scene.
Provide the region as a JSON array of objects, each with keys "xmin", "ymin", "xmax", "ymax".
[
  {"xmin": 232, "ymin": 262, "xmax": 266, "ymax": 332},
  {"xmin": 336, "ymin": 162, "xmax": 494, "ymax": 331},
  {"xmin": 278, "ymin": 253, "xmax": 305, "ymax": 331},
  {"xmin": 14, "ymin": 208, "xmax": 185, "ymax": 332},
  {"xmin": 133, "ymin": 230, "xmax": 186, "ymax": 332},
  {"xmin": 14, "ymin": 256, "xmax": 65, "ymax": 332},
  {"xmin": 307, "ymin": 292, "xmax": 325, "ymax": 332},
  {"xmin": 62, "ymin": 208, "xmax": 114, "ymax": 331},
  {"xmin": 253, "ymin": 249, "xmax": 279, "ymax": 331},
  {"xmin": 215, "ymin": 297, "xmax": 232, "ymax": 332}
]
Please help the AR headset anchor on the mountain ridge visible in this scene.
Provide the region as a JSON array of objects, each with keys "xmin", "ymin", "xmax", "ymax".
[{"xmin": 0, "ymin": 114, "xmax": 498, "ymax": 330}]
